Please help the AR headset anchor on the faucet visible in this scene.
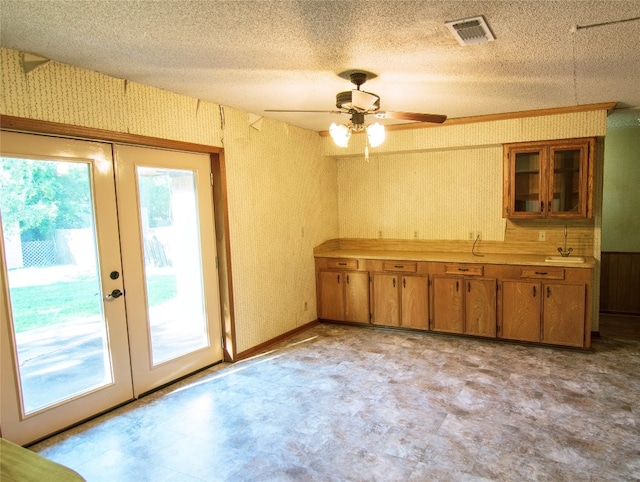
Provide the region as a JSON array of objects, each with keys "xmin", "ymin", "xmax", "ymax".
[{"xmin": 558, "ymin": 225, "xmax": 573, "ymax": 257}]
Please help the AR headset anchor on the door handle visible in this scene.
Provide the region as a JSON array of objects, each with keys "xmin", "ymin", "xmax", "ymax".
[{"xmin": 105, "ymin": 289, "xmax": 123, "ymax": 300}]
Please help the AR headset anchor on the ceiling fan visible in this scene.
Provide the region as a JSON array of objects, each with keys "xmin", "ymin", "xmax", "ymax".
[{"xmin": 265, "ymin": 70, "xmax": 447, "ymax": 147}]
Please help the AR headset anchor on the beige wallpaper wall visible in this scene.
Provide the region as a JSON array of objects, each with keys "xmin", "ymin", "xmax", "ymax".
[
  {"xmin": 1, "ymin": 47, "xmax": 335, "ymax": 354},
  {"xmin": 0, "ymin": 49, "xmax": 222, "ymax": 145},
  {"xmin": 221, "ymin": 109, "xmax": 336, "ymax": 351},
  {"xmin": 602, "ymin": 126, "xmax": 640, "ymax": 252},
  {"xmin": 336, "ymin": 147, "xmax": 504, "ymax": 240}
]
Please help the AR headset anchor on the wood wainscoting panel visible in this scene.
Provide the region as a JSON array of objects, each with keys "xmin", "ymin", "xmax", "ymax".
[{"xmin": 600, "ymin": 252, "xmax": 640, "ymax": 315}]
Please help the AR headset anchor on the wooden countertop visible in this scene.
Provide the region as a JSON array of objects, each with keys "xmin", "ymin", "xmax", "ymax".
[{"xmin": 314, "ymin": 249, "xmax": 596, "ymax": 268}]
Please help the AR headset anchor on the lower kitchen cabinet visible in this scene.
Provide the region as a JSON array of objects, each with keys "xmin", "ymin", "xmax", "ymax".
[
  {"xmin": 401, "ymin": 275, "xmax": 429, "ymax": 330},
  {"xmin": 500, "ymin": 276, "xmax": 587, "ymax": 347},
  {"xmin": 371, "ymin": 273, "xmax": 429, "ymax": 329},
  {"xmin": 431, "ymin": 276, "xmax": 496, "ymax": 336},
  {"xmin": 465, "ymin": 278, "xmax": 497, "ymax": 337},
  {"xmin": 371, "ymin": 273, "xmax": 400, "ymax": 326},
  {"xmin": 315, "ymin": 254, "xmax": 591, "ymax": 348},
  {"xmin": 541, "ymin": 283, "xmax": 586, "ymax": 347},
  {"xmin": 431, "ymin": 277, "xmax": 464, "ymax": 333},
  {"xmin": 500, "ymin": 280, "xmax": 541, "ymax": 342},
  {"xmin": 317, "ymin": 264, "xmax": 369, "ymax": 323}
]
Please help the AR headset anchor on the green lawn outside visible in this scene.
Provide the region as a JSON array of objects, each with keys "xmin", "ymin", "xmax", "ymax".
[{"xmin": 9, "ymin": 274, "xmax": 176, "ymax": 333}]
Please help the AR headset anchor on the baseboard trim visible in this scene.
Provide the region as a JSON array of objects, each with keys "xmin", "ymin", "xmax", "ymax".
[
  {"xmin": 600, "ymin": 310, "xmax": 640, "ymax": 316},
  {"xmin": 234, "ymin": 320, "xmax": 319, "ymax": 361}
]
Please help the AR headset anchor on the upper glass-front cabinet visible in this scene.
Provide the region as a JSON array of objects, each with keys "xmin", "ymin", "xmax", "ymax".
[{"xmin": 503, "ymin": 138, "xmax": 594, "ymax": 219}]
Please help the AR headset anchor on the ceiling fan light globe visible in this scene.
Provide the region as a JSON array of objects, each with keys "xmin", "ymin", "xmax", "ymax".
[
  {"xmin": 330, "ymin": 122, "xmax": 351, "ymax": 147},
  {"xmin": 367, "ymin": 122, "xmax": 385, "ymax": 147}
]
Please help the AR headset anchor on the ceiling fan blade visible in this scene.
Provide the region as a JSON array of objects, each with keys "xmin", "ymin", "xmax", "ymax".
[
  {"xmin": 378, "ymin": 111, "xmax": 447, "ymax": 123},
  {"xmin": 351, "ymin": 90, "xmax": 379, "ymax": 111},
  {"xmin": 264, "ymin": 109, "xmax": 343, "ymax": 114}
]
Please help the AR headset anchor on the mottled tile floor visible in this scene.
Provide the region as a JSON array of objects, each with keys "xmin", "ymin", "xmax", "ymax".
[{"xmin": 32, "ymin": 316, "xmax": 640, "ymax": 481}]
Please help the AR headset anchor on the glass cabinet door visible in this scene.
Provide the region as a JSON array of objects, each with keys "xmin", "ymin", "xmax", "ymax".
[
  {"xmin": 512, "ymin": 149, "xmax": 543, "ymax": 216},
  {"xmin": 548, "ymin": 144, "xmax": 587, "ymax": 217}
]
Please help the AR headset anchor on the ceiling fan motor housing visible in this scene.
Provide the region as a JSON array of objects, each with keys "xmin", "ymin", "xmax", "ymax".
[{"xmin": 349, "ymin": 72, "xmax": 368, "ymax": 87}]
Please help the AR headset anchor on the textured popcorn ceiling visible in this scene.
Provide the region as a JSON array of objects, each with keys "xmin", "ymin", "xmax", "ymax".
[{"xmin": 1, "ymin": 0, "xmax": 639, "ymax": 131}]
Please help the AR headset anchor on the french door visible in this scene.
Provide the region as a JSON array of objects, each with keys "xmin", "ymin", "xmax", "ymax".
[
  {"xmin": 114, "ymin": 144, "xmax": 222, "ymax": 396},
  {"xmin": 0, "ymin": 132, "xmax": 222, "ymax": 445}
]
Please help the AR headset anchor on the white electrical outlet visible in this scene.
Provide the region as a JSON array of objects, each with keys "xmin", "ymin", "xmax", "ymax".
[
  {"xmin": 304, "ymin": 301, "xmax": 308, "ymax": 311},
  {"xmin": 378, "ymin": 230, "xmax": 382, "ymax": 238},
  {"xmin": 414, "ymin": 231, "xmax": 419, "ymax": 239},
  {"xmin": 469, "ymin": 231, "xmax": 475, "ymax": 240},
  {"xmin": 539, "ymin": 231, "xmax": 546, "ymax": 241}
]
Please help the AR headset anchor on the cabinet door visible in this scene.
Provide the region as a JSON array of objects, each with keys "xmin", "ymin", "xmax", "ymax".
[
  {"xmin": 344, "ymin": 271, "xmax": 370, "ymax": 324},
  {"xmin": 372, "ymin": 274, "xmax": 400, "ymax": 326},
  {"xmin": 542, "ymin": 283, "xmax": 586, "ymax": 347},
  {"xmin": 504, "ymin": 145, "xmax": 545, "ymax": 219},
  {"xmin": 548, "ymin": 142, "xmax": 589, "ymax": 218},
  {"xmin": 318, "ymin": 271, "xmax": 345, "ymax": 321},
  {"xmin": 501, "ymin": 280, "xmax": 540, "ymax": 342},
  {"xmin": 465, "ymin": 278, "xmax": 497, "ymax": 337},
  {"xmin": 401, "ymin": 276, "xmax": 429, "ymax": 330},
  {"xmin": 431, "ymin": 276, "xmax": 464, "ymax": 333}
]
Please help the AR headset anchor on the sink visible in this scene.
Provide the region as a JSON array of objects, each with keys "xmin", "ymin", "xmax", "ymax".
[{"xmin": 545, "ymin": 256, "xmax": 585, "ymax": 264}]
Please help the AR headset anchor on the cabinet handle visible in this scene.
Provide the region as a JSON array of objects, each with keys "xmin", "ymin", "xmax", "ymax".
[
  {"xmin": 547, "ymin": 286, "xmax": 551, "ymax": 298},
  {"xmin": 541, "ymin": 201, "xmax": 544, "ymax": 212},
  {"xmin": 337, "ymin": 274, "xmax": 340, "ymax": 284},
  {"xmin": 346, "ymin": 275, "xmax": 350, "ymax": 284},
  {"xmin": 535, "ymin": 271, "xmax": 548, "ymax": 275},
  {"xmin": 548, "ymin": 201, "xmax": 551, "ymax": 212},
  {"xmin": 458, "ymin": 268, "xmax": 469, "ymax": 272},
  {"xmin": 338, "ymin": 262, "xmax": 347, "ymax": 266},
  {"xmin": 468, "ymin": 282, "xmax": 471, "ymax": 292},
  {"xmin": 393, "ymin": 278, "xmax": 396, "ymax": 288},
  {"xmin": 456, "ymin": 280, "xmax": 459, "ymax": 292},
  {"xmin": 394, "ymin": 265, "xmax": 404, "ymax": 268},
  {"xmin": 533, "ymin": 286, "xmax": 537, "ymax": 297},
  {"xmin": 403, "ymin": 278, "xmax": 406, "ymax": 288}
]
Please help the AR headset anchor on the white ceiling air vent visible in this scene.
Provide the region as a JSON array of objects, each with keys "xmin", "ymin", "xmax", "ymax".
[{"xmin": 445, "ymin": 15, "xmax": 495, "ymax": 46}]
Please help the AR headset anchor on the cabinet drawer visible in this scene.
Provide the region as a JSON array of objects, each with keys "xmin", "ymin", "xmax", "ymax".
[
  {"xmin": 382, "ymin": 261, "xmax": 417, "ymax": 273},
  {"xmin": 327, "ymin": 258, "xmax": 359, "ymax": 270},
  {"xmin": 445, "ymin": 264, "xmax": 484, "ymax": 276},
  {"xmin": 520, "ymin": 267, "xmax": 565, "ymax": 280}
]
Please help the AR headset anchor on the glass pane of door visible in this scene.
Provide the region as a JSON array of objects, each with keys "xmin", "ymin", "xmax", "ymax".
[
  {"xmin": 551, "ymin": 148, "xmax": 581, "ymax": 214},
  {"xmin": 137, "ymin": 167, "xmax": 208, "ymax": 364},
  {"xmin": 0, "ymin": 157, "xmax": 112, "ymax": 414},
  {"xmin": 514, "ymin": 151, "xmax": 541, "ymax": 213}
]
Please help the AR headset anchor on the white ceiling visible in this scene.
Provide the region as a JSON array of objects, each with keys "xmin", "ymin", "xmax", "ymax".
[{"xmin": 1, "ymin": 0, "xmax": 639, "ymax": 131}]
